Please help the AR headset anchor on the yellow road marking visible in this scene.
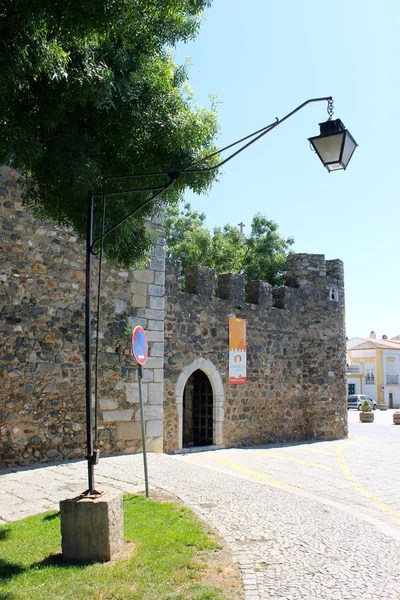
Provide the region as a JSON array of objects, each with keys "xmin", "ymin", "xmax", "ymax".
[
  {"xmin": 212, "ymin": 455, "xmax": 300, "ymax": 492},
  {"xmin": 336, "ymin": 443, "xmax": 400, "ymax": 524},
  {"xmin": 247, "ymin": 450, "xmax": 333, "ymax": 471},
  {"xmin": 214, "ymin": 442, "xmax": 400, "ymax": 527}
]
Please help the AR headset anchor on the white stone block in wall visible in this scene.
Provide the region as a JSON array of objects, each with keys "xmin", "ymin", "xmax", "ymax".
[
  {"xmin": 126, "ymin": 317, "xmax": 147, "ymax": 330},
  {"xmin": 149, "ymin": 342, "xmax": 164, "ymax": 357},
  {"xmin": 102, "ymin": 410, "xmax": 133, "ymax": 422},
  {"xmin": 100, "ymin": 398, "xmax": 119, "ymax": 410},
  {"xmin": 132, "ymin": 294, "xmax": 147, "ymax": 308},
  {"xmin": 116, "ymin": 421, "xmax": 141, "ymax": 440},
  {"xmin": 145, "ymin": 357, "xmax": 164, "ymax": 369},
  {"xmin": 199, "ymin": 357, "xmax": 216, "ymax": 373},
  {"xmin": 153, "ymin": 369, "xmax": 163, "ymax": 383},
  {"xmin": 148, "ymin": 284, "xmax": 165, "ymax": 297},
  {"xmin": 133, "ymin": 270, "xmax": 154, "ymax": 284},
  {"xmin": 154, "ymin": 271, "xmax": 165, "ymax": 285},
  {"xmin": 146, "ymin": 437, "xmax": 163, "ymax": 453},
  {"xmin": 147, "ymin": 319, "xmax": 164, "ymax": 331},
  {"xmin": 153, "ymin": 243, "xmax": 165, "ymax": 258},
  {"xmin": 135, "ymin": 405, "xmax": 162, "ymax": 421},
  {"xmin": 146, "ymin": 330, "xmax": 164, "ymax": 342},
  {"xmin": 125, "ymin": 382, "xmax": 148, "ymax": 404},
  {"xmin": 149, "ymin": 296, "xmax": 165, "ymax": 310},
  {"xmin": 129, "ymin": 282, "xmax": 148, "ymax": 296},
  {"xmin": 141, "ymin": 369, "xmax": 154, "ymax": 382},
  {"xmin": 146, "ymin": 420, "xmax": 163, "ymax": 437},
  {"xmin": 214, "ymin": 406, "xmax": 224, "ymax": 422},
  {"xmin": 150, "ymin": 257, "xmax": 165, "ymax": 271},
  {"xmin": 214, "ymin": 429, "xmax": 223, "ymax": 445},
  {"xmin": 137, "ymin": 308, "xmax": 163, "ymax": 321},
  {"xmin": 149, "ymin": 382, "xmax": 163, "ymax": 404}
]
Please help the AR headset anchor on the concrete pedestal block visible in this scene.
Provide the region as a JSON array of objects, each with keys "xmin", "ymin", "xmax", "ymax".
[{"xmin": 60, "ymin": 491, "xmax": 124, "ymax": 562}]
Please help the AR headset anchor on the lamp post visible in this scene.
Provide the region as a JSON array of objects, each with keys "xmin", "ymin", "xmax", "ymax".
[{"xmin": 83, "ymin": 96, "xmax": 357, "ymax": 495}]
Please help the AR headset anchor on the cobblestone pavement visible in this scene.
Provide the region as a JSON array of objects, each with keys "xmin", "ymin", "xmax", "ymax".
[{"xmin": 1, "ymin": 410, "xmax": 400, "ymax": 599}]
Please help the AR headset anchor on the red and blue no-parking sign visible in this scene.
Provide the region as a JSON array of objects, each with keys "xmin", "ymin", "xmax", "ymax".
[{"xmin": 132, "ymin": 326, "xmax": 148, "ymax": 365}]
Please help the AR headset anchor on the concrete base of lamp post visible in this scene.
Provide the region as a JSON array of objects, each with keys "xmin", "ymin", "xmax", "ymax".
[{"xmin": 60, "ymin": 491, "xmax": 124, "ymax": 563}]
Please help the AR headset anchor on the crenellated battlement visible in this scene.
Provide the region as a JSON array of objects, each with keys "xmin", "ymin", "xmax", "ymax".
[
  {"xmin": 164, "ymin": 251, "xmax": 347, "ymax": 453},
  {"xmin": 166, "ymin": 253, "xmax": 344, "ymax": 311}
]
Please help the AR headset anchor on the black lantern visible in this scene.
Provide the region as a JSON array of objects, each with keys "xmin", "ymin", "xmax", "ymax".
[{"xmin": 308, "ymin": 119, "xmax": 358, "ymax": 172}]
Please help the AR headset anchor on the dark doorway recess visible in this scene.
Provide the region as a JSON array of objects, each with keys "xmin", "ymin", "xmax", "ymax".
[
  {"xmin": 348, "ymin": 383, "xmax": 355, "ymax": 395},
  {"xmin": 183, "ymin": 370, "xmax": 213, "ymax": 447}
]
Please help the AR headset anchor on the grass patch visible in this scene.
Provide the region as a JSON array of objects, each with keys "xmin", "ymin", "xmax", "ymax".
[{"xmin": 0, "ymin": 494, "xmax": 234, "ymax": 600}]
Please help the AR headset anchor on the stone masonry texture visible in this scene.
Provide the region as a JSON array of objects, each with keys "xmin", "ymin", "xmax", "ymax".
[
  {"xmin": 163, "ymin": 255, "xmax": 347, "ymax": 452},
  {"xmin": 0, "ymin": 167, "xmax": 165, "ymax": 465},
  {"xmin": 0, "ymin": 165, "xmax": 347, "ymax": 467}
]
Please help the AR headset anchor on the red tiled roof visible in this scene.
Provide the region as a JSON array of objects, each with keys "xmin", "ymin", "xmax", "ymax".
[{"xmin": 351, "ymin": 339, "xmax": 400, "ymax": 350}]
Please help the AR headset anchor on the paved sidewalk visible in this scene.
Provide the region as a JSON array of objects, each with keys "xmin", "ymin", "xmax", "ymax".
[{"xmin": 1, "ymin": 411, "xmax": 400, "ymax": 599}]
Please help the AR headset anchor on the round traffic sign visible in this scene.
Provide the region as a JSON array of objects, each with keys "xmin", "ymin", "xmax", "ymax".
[{"xmin": 132, "ymin": 326, "xmax": 148, "ymax": 365}]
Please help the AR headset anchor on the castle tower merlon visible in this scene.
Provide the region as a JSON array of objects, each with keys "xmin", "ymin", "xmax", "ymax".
[
  {"xmin": 246, "ymin": 280, "xmax": 273, "ymax": 307},
  {"xmin": 326, "ymin": 259, "xmax": 344, "ymax": 282},
  {"xmin": 185, "ymin": 265, "xmax": 216, "ymax": 298},
  {"xmin": 216, "ymin": 273, "xmax": 245, "ymax": 305},
  {"xmin": 286, "ymin": 254, "xmax": 326, "ymax": 288},
  {"xmin": 272, "ymin": 286, "xmax": 297, "ymax": 310}
]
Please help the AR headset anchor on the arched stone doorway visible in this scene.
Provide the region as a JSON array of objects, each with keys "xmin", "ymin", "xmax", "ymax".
[
  {"xmin": 175, "ymin": 358, "xmax": 225, "ymax": 451},
  {"xmin": 183, "ymin": 370, "xmax": 213, "ymax": 447}
]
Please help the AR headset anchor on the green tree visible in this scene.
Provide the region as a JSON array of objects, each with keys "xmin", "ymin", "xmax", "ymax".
[
  {"xmin": 0, "ymin": 0, "xmax": 219, "ymax": 267},
  {"xmin": 165, "ymin": 202, "xmax": 294, "ymax": 286}
]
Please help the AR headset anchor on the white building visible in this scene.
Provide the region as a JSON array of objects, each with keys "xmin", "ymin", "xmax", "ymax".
[{"xmin": 346, "ymin": 331, "xmax": 400, "ymax": 408}]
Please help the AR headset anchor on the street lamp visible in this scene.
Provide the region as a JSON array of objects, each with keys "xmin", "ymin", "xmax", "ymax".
[
  {"xmin": 84, "ymin": 96, "xmax": 357, "ymax": 495},
  {"xmin": 308, "ymin": 118, "xmax": 358, "ymax": 172}
]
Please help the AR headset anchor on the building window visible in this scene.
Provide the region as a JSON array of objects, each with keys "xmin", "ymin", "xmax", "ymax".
[{"xmin": 365, "ymin": 367, "xmax": 375, "ymax": 384}]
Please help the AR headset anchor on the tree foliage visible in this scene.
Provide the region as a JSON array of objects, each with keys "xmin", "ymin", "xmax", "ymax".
[
  {"xmin": 164, "ymin": 202, "xmax": 294, "ymax": 286},
  {"xmin": 0, "ymin": 0, "xmax": 219, "ymax": 267}
]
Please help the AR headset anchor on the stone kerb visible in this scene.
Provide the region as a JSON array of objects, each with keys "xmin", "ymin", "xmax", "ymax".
[{"xmin": 175, "ymin": 357, "xmax": 225, "ymax": 450}]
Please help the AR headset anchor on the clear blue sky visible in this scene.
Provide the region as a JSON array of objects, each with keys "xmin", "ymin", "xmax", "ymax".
[{"xmin": 174, "ymin": 0, "xmax": 399, "ymax": 340}]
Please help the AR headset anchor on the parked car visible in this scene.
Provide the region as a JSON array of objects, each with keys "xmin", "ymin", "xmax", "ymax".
[{"xmin": 347, "ymin": 394, "xmax": 377, "ymax": 411}]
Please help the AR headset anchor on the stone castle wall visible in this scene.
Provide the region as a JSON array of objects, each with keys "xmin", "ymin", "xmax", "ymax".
[
  {"xmin": 1, "ymin": 166, "xmax": 347, "ymax": 467},
  {"xmin": 0, "ymin": 167, "xmax": 165, "ymax": 466},
  {"xmin": 163, "ymin": 255, "xmax": 347, "ymax": 452}
]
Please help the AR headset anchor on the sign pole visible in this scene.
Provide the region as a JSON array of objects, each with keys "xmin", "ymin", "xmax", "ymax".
[
  {"xmin": 132, "ymin": 326, "xmax": 150, "ymax": 499},
  {"xmin": 138, "ymin": 364, "xmax": 149, "ymax": 498}
]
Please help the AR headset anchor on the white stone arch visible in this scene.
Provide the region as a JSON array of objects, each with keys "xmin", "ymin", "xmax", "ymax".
[{"xmin": 176, "ymin": 357, "xmax": 225, "ymax": 450}]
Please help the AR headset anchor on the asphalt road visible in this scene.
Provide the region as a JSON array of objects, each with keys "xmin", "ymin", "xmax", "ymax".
[{"xmin": 1, "ymin": 409, "xmax": 400, "ymax": 599}]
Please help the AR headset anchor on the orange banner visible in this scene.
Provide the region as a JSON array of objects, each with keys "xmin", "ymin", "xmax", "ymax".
[{"xmin": 229, "ymin": 318, "xmax": 246, "ymax": 384}]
